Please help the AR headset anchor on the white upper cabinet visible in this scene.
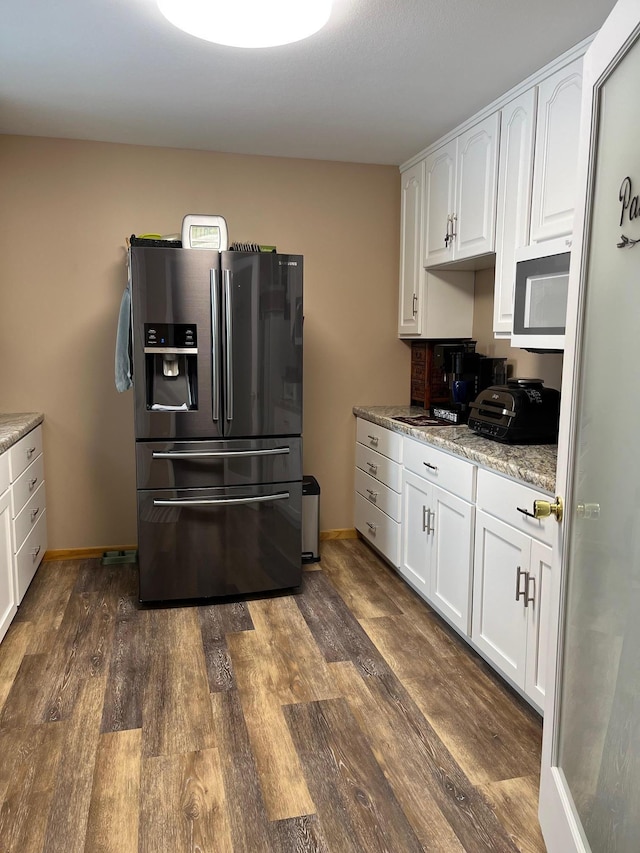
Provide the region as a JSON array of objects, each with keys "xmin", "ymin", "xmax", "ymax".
[
  {"xmin": 493, "ymin": 89, "xmax": 537, "ymax": 337},
  {"xmin": 398, "ymin": 162, "xmax": 424, "ymax": 336},
  {"xmin": 423, "ymin": 140, "xmax": 457, "ymax": 266},
  {"xmin": 454, "ymin": 113, "xmax": 501, "ymax": 261},
  {"xmin": 530, "ymin": 57, "xmax": 584, "ymax": 243},
  {"xmin": 398, "ymin": 160, "xmax": 474, "ymax": 339},
  {"xmin": 423, "ymin": 114, "xmax": 500, "ymax": 267}
]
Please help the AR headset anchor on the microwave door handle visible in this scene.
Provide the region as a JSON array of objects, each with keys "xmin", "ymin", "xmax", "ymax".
[
  {"xmin": 223, "ymin": 269, "xmax": 233, "ymax": 423},
  {"xmin": 210, "ymin": 269, "xmax": 220, "ymax": 423}
]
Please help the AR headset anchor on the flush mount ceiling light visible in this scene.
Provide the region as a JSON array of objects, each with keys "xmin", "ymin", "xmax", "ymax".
[{"xmin": 157, "ymin": 0, "xmax": 333, "ymax": 48}]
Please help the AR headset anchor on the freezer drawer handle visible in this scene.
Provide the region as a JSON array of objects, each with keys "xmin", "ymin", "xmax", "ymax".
[
  {"xmin": 153, "ymin": 492, "xmax": 289, "ymax": 508},
  {"xmin": 152, "ymin": 447, "xmax": 290, "ymax": 459}
]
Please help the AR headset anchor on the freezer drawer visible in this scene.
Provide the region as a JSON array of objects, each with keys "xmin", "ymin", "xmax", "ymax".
[
  {"xmin": 136, "ymin": 437, "xmax": 302, "ymax": 489},
  {"xmin": 137, "ymin": 482, "xmax": 302, "ymax": 602}
]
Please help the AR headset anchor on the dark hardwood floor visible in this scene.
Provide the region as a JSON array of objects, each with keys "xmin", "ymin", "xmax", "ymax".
[{"xmin": 0, "ymin": 538, "xmax": 545, "ymax": 852}]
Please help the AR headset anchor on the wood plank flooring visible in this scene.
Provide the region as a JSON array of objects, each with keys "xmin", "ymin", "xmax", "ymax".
[{"xmin": 0, "ymin": 538, "xmax": 545, "ymax": 852}]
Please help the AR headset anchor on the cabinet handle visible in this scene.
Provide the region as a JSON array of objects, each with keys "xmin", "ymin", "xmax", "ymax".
[
  {"xmin": 30, "ymin": 507, "xmax": 40, "ymax": 522},
  {"xmin": 427, "ymin": 509, "xmax": 435, "ymax": 535},
  {"xmin": 26, "ymin": 446, "xmax": 36, "ymax": 459},
  {"xmin": 367, "ymin": 435, "xmax": 379, "ymax": 445},
  {"xmin": 366, "ymin": 489, "xmax": 378, "ymax": 502},
  {"xmin": 412, "ymin": 293, "xmax": 418, "ymax": 317},
  {"xmin": 31, "ymin": 545, "xmax": 41, "ymax": 561},
  {"xmin": 516, "ymin": 505, "xmax": 537, "ymax": 519},
  {"xmin": 525, "ymin": 574, "xmax": 536, "ymax": 608},
  {"xmin": 29, "ymin": 477, "xmax": 38, "ymax": 491},
  {"xmin": 366, "ymin": 461, "xmax": 378, "ymax": 473},
  {"xmin": 515, "ymin": 565, "xmax": 527, "ymax": 601},
  {"xmin": 450, "ymin": 213, "xmax": 457, "ymax": 241},
  {"xmin": 444, "ymin": 215, "xmax": 452, "ymax": 247},
  {"xmin": 422, "ymin": 506, "xmax": 428, "ymax": 532},
  {"xmin": 366, "ymin": 521, "xmax": 377, "ymax": 533},
  {"xmin": 423, "ymin": 462, "xmax": 438, "ymax": 472}
]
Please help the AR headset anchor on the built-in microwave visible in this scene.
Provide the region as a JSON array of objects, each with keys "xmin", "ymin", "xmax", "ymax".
[{"xmin": 511, "ymin": 237, "xmax": 572, "ymax": 351}]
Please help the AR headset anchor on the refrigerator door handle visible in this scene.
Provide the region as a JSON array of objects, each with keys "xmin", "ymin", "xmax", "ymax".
[
  {"xmin": 153, "ymin": 492, "xmax": 289, "ymax": 508},
  {"xmin": 152, "ymin": 447, "xmax": 290, "ymax": 459},
  {"xmin": 223, "ymin": 269, "xmax": 233, "ymax": 423},
  {"xmin": 210, "ymin": 269, "xmax": 220, "ymax": 422}
]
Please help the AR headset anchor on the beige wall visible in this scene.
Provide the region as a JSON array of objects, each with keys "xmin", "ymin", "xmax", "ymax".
[
  {"xmin": 0, "ymin": 135, "xmax": 409, "ymax": 548},
  {"xmin": 472, "ymin": 267, "xmax": 564, "ymax": 391}
]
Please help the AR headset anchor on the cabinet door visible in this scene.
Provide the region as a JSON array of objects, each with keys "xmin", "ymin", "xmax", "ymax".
[
  {"xmin": 454, "ymin": 113, "xmax": 500, "ymax": 261},
  {"xmin": 0, "ymin": 489, "xmax": 16, "ymax": 645},
  {"xmin": 430, "ymin": 486, "xmax": 474, "ymax": 635},
  {"xmin": 494, "ymin": 89, "xmax": 537, "ymax": 337},
  {"xmin": 524, "ymin": 538, "xmax": 552, "ymax": 708},
  {"xmin": 398, "ymin": 162, "xmax": 424, "ymax": 336},
  {"xmin": 530, "ymin": 57, "xmax": 583, "ymax": 243},
  {"xmin": 423, "ymin": 140, "xmax": 456, "ymax": 266},
  {"xmin": 472, "ymin": 509, "xmax": 530, "ymax": 688},
  {"xmin": 400, "ymin": 469, "xmax": 431, "ymax": 595}
]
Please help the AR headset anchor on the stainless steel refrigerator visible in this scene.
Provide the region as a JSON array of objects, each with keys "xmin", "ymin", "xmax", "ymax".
[{"xmin": 129, "ymin": 247, "xmax": 303, "ymax": 602}]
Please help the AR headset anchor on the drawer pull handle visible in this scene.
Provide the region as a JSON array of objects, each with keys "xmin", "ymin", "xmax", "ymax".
[
  {"xmin": 367, "ymin": 435, "xmax": 379, "ymax": 445},
  {"xmin": 516, "ymin": 505, "xmax": 537, "ymax": 519},
  {"xmin": 29, "ymin": 477, "xmax": 38, "ymax": 491},
  {"xmin": 31, "ymin": 545, "xmax": 41, "ymax": 561},
  {"xmin": 366, "ymin": 521, "xmax": 377, "ymax": 533},
  {"xmin": 30, "ymin": 507, "xmax": 40, "ymax": 522},
  {"xmin": 367, "ymin": 462, "xmax": 378, "ymax": 473},
  {"xmin": 423, "ymin": 462, "xmax": 438, "ymax": 472},
  {"xmin": 26, "ymin": 446, "xmax": 37, "ymax": 459},
  {"xmin": 366, "ymin": 489, "xmax": 378, "ymax": 502}
]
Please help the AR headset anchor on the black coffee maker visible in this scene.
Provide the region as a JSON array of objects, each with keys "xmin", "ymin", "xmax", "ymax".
[{"xmin": 431, "ymin": 343, "xmax": 507, "ymax": 424}]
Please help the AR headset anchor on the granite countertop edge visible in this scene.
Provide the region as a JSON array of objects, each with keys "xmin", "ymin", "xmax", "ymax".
[
  {"xmin": 0, "ymin": 413, "xmax": 45, "ymax": 455},
  {"xmin": 353, "ymin": 405, "xmax": 557, "ymax": 494}
]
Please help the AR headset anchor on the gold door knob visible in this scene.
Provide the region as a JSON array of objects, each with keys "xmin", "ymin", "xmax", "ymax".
[{"xmin": 533, "ymin": 496, "xmax": 563, "ymax": 523}]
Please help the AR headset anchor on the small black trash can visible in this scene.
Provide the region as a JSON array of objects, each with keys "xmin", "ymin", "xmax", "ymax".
[{"xmin": 302, "ymin": 475, "xmax": 320, "ymax": 563}]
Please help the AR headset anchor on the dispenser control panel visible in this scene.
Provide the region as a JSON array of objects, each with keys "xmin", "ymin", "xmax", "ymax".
[{"xmin": 144, "ymin": 323, "xmax": 197, "ymax": 351}]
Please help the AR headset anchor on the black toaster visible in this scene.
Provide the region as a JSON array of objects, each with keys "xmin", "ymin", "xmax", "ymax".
[{"xmin": 467, "ymin": 378, "xmax": 560, "ymax": 444}]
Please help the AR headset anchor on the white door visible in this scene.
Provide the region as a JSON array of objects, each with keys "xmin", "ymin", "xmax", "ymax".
[
  {"xmin": 398, "ymin": 162, "xmax": 424, "ymax": 336},
  {"xmin": 524, "ymin": 539, "xmax": 552, "ymax": 709},
  {"xmin": 430, "ymin": 486, "xmax": 474, "ymax": 635},
  {"xmin": 454, "ymin": 113, "xmax": 500, "ymax": 261},
  {"xmin": 539, "ymin": 4, "xmax": 640, "ymax": 851},
  {"xmin": 423, "ymin": 140, "xmax": 456, "ymax": 266},
  {"xmin": 0, "ymin": 489, "xmax": 16, "ymax": 644},
  {"xmin": 472, "ymin": 509, "xmax": 529, "ymax": 688}
]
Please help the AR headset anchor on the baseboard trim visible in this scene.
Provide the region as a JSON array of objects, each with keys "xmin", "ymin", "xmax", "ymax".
[
  {"xmin": 44, "ymin": 531, "xmax": 358, "ymax": 561},
  {"xmin": 43, "ymin": 546, "xmax": 138, "ymax": 562},
  {"xmin": 320, "ymin": 528, "xmax": 358, "ymax": 540}
]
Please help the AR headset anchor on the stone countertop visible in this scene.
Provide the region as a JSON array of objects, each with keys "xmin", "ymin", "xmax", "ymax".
[
  {"xmin": 353, "ymin": 405, "xmax": 557, "ymax": 494},
  {"xmin": 0, "ymin": 413, "xmax": 44, "ymax": 455}
]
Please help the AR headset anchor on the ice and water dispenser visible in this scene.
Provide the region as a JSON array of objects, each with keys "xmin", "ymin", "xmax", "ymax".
[{"xmin": 144, "ymin": 323, "xmax": 198, "ymax": 411}]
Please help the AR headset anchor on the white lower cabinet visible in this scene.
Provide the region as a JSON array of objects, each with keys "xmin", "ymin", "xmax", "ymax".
[
  {"xmin": 401, "ymin": 469, "xmax": 474, "ymax": 634},
  {"xmin": 0, "ymin": 486, "xmax": 17, "ymax": 645},
  {"xmin": 472, "ymin": 468, "xmax": 553, "ymax": 710}
]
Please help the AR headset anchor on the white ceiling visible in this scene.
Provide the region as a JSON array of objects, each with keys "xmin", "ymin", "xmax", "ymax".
[{"xmin": 0, "ymin": 0, "xmax": 617, "ymax": 166}]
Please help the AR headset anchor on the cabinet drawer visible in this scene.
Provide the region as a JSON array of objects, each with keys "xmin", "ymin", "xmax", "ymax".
[
  {"xmin": 354, "ymin": 493, "xmax": 400, "ymax": 567},
  {"xmin": 12, "ymin": 454, "xmax": 45, "ymax": 517},
  {"xmin": 0, "ymin": 452, "xmax": 8, "ymax": 495},
  {"xmin": 9, "ymin": 426, "xmax": 43, "ymax": 483},
  {"xmin": 356, "ymin": 419, "xmax": 402, "ymax": 463},
  {"xmin": 476, "ymin": 467, "xmax": 554, "ymax": 546},
  {"xmin": 354, "ymin": 467, "xmax": 401, "ymax": 522},
  {"xmin": 403, "ymin": 436, "xmax": 475, "ymax": 502},
  {"xmin": 13, "ymin": 481, "xmax": 46, "ymax": 553},
  {"xmin": 15, "ymin": 508, "xmax": 47, "ymax": 603},
  {"xmin": 355, "ymin": 443, "xmax": 402, "ymax": 492}
]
